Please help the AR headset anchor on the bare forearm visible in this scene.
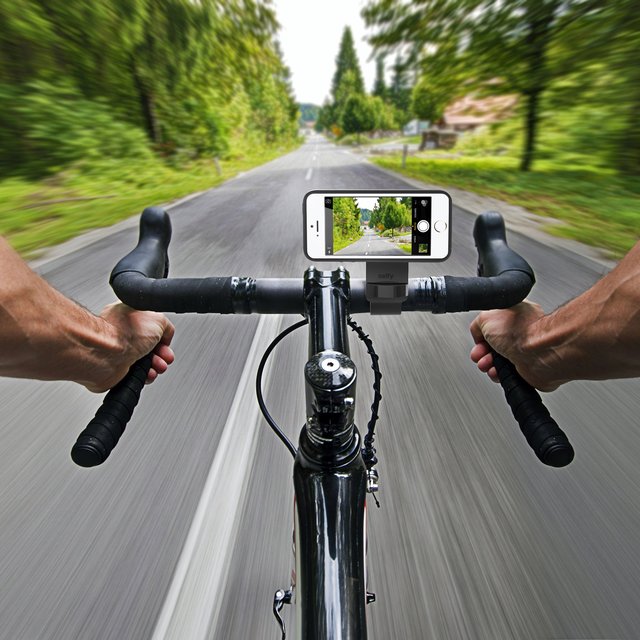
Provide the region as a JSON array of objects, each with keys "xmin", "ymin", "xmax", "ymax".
[
  {"xmin": 471, "ymin": 240, "xmax": 640, "ymax": 391},
  {"xmin": 0, "ymin": 237, "xmax": 120, "ymax": 385},
  {"xmin": 528, "ymin": 241, "xmax": 640, "ymax": 383}
]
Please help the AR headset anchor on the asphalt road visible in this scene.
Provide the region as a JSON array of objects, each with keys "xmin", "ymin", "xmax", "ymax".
[{"xmin": 1, "ymin": 135, "xmax": 640, "ymax": 640}]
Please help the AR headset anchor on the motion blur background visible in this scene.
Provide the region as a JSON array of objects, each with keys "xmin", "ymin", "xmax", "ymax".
[
  {"xmin": 1, "ymin": 2, "xmax": 640, "ymax": 639},
  {"xmin": 0, "ymin": 0, "xmax": 638, "ymax": 258}
]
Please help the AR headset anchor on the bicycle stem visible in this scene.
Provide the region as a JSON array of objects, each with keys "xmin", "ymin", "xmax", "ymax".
[{"xmin": 301, "ymin": 267, "xmax": 360, "ymax": 463}]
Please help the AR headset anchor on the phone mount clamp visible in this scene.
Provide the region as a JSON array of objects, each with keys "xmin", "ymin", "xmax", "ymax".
[{"xmin": 365, "ymin": 262, "xmax": 408, "ymax": 315}]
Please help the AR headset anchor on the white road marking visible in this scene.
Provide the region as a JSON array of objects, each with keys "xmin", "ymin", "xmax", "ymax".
[
  {"xmin": 305, "ymin": 168, "xmax": 313, "ymax": 180},
  {"xmin": 151, "ymin": 314, "xmax": 283, "ymax": 640}
]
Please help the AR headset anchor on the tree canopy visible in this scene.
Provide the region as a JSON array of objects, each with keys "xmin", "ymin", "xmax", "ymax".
[
  {"xmin": 362, "ymin": 0, "xmax": 639, "ymax": 173},
  {"xmin": 0, "ymin": 0, "xmax": 299, "ymax": 177}
]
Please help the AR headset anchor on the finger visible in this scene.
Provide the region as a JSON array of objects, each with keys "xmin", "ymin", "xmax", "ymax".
[
  {"xmin": 469, "ymin": 315, "xmax": 485, "ymax": 344},
  {"xmin": 151, "ymin": 354, "xmax": 168, "ymax": 375},
  {"xmin": 145, "ymin": 368, "xmax": 159, "ymax": 385},
  {"xmin": 488, "ymin": 366, "xmax": 499, "ymax": 382},
  {"xmin": 153, "ymin": 343, "xmax": 175, "ymax": 364},
  {"xmin": 477, "ymin": 353, "xmax": 494, "ymax": 373},
  {"xmin": 470, "ymin": 342, "xmax": 490, "ymax": 363},
  {"xmin": 159, "ymin": 319, "xmax": 175, "ymax": 346}
]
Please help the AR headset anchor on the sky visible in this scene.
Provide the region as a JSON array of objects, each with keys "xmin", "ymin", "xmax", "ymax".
[{"xmin": 271, "ymin": 0, "xmax": 379, "ymax": 106}]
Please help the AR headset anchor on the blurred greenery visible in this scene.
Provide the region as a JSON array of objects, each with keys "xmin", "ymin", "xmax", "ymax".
[
  {"xmin": 0, "ymin": 0, "xmax": 300, "ymax": 251},
  {"xmin": 0, "ymin": 144, "xmax": 296, "ymax": 256},
  {"xmin": 373, "ymin": 154, "xmax": 640, "ymax": 258},
  {"xmin": 317, "ymin": 26, "xmax": 399, "ymax": 138},
  {"xmin": 362, "ymin": 0, "xmax": 640, "ymax": 176}
]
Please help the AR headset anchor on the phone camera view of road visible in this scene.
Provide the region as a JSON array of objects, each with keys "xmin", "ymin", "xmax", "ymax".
[{"xmin": 326, "ymin": 196, "xmax": 431, "ymax": 257}]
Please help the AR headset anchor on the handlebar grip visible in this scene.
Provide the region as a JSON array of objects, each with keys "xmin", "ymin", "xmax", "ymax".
[
  {"xmin": 71, "ymin": 353, "xmax": 153, "ymax": 467},
  {"xmin": 492, "ymin": 351, "xmax": 574, "ymax": 467},
  {"xmin": 473, "ymin": 212, "xmax": 534, "ymax": 279},
  {"xmin": 110, "ymin": 206, "xmax": 171, "ymax": 282}
]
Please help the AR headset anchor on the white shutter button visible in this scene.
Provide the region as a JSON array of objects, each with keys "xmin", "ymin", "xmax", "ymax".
[{"xmin": 417, "ymin": 219, "xmax": 430, "ymax": 233}]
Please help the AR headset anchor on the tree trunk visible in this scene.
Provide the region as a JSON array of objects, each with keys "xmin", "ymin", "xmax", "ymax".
[
  {"xmin": 520, "ymin": 90, "xmax": 541, "ymax": 172},
  {"xmin": 130, "ymin": 58, "xmax": 161, "ymax": 145},
  {"xmin": 519, "ymin": 2, "xmax": 557, "ymax": 172},
  {"xmin": 617, "ymin": 76, "xmax": 640, "ymax": 176}
]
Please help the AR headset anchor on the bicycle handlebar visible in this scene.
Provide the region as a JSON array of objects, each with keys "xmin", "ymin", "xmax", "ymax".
[
  {"xmin": 71, "ymin": 207, "xmax": 574, "ymax": 467},
  {"xmin": 472, "ymin": 212, "xmax": 574, "ymax": 467}
]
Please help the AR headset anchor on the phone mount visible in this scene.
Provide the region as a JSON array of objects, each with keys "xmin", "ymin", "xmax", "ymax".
[{"xmin": 365, "ymin": 262, "xmax": 408, "ymax": 315}]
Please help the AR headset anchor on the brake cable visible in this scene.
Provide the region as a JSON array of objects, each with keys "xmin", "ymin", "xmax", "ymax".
[
  {"xmin": 256, "ymin": 316, "xmax": 382, "ymax": 471},
  {"xmin": 255, "ymin": 319, "xmax": 307, "ymax": 458}
]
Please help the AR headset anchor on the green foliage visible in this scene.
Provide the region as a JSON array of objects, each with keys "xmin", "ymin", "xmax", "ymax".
[
  {"xmin": 1, "ymin": 81, "xmax": 152, "ymax": 176},
  {"xmin": 0, "ymin": 0, "xmax": 299, "ymax": 178},
  {"xmin": 373, "ymin": 154, "xmax": 640, "ymax": 257},
  {"xmin": 332, "ymin": 197, "xmax": 363, "ymax": 248},
  {"xmin": 299, "ymin": 103, "xmax": 320, "ymax": 124},
  {"xmin": 388, "ymin": 55, "xmax": 412, "ymax": 122},
  {"xmin": 372, "ymin": 55, "xmax": 387, "ymax": 99},
  {"xmin": 0, "ymin": 142, "xmax": 298, "ymax": 255},
  {"xmin": 370, "ymin": 96, "xmax": 398, "ymax": 131},
  {"xmin": 454, "ymin": 120, "xmax": 523, "ymax": 158},
  {"xmin": 320, "ymin": 26, "xmax": 368, "ymax": 132},
  {"xmin": 331, "ymin": 27, "xmax": 365, "ymax": 103},
  {"xmin": 341, "ymin": 94, "xmax": 377, "ymax": 139},
  {"xmin": 363, "ymin": 0, "xmax": 631, "ymax": 172},
  {"xmin": 371, "ymin": 197, "xmax": 410, "ymax": 235},
  {"xmin": 411, "ymin": 78, "xmax": 448, "ymax": 123}
]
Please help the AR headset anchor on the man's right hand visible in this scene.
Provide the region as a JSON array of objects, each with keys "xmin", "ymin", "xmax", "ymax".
[{"xmin": 469, "ymin": 301, "xmax": 563, "ymax": 392}]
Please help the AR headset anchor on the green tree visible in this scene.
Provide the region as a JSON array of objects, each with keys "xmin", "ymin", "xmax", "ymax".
[
  {"xmin": 370, "ymin": 95, "xmax": 397, "ymax": 131},
  {"xmin": 410, "ymin": 76, "xmax": 448, "ymax": 123},
  {"xmin": 363, "ymin": 0, "xmax": 609, "ymax": 171},
  {"xmin": 388, "ymin": 55, "xmax": 412, "ymax": 123},
  {"xmin": 333, "ymin": 197, "xmax": 361, "ymax": 241},
  {"xmin": 325, "ymin": 26, "xmax": 367, "ymax": 131},
  {"xmin": 373, "ymin": 197, "xmax": 407, "ymax": 236},
  {"xmin": 381, "ymin": 199, "xmax": 404, "ymax": 236},
  {"xmin": 341, "ymin": 94, "xmax": 377, "ymax": 142},
  {"xmin": 546, "ymin": 0, "xmax": 640, "ymax": 175},
  {"xmin": 331, "ymin": 26, "xmax": 365, "ymax": 102},
  {"xmin": 372, "ymin": 55, "xmax": 387, "ymax": 99},
  {"xmin": 0, "ymin": 0, "xmax": 299, "ymax": 176},
  {"xmin": 299, "ymin": 103, "xmax": 320, "ymax": 124}
]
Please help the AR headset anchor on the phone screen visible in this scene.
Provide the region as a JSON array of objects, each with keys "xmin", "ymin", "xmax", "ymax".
[{"xmin": 304, "ymin": 191, "xmax": 450, "ymax": 261}]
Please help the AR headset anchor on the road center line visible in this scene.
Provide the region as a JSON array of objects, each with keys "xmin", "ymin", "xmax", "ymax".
[
  {"xmin": 305, "ymin": 167, "xmax": 313, "ymax": 180},
  {"xmin": 151, "ymin": 314, "xmax": 283, "ymax": 640}
]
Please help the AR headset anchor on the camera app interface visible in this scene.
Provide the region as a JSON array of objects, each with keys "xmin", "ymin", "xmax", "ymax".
[{"xmin": 324, "ymin": 196, "xmax": 432, "ymax": 256}]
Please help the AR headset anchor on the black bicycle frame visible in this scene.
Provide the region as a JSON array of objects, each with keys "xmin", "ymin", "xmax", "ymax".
[
  {"xmin": 71, "ymin": 207, "xmax": 575, "ymax": 640},
  {"xmin": 293, "ymin": 266, "xmax": 368, "ymax": 639}
]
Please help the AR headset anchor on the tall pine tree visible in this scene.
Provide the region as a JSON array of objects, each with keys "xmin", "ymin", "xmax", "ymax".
[
  {"xmin": 330, "ymin": 26, "xmax": 365, "ymax": 105},
  {"xmin": 372, "ymin": 55, "xmax": 387, "ymax": 99}
]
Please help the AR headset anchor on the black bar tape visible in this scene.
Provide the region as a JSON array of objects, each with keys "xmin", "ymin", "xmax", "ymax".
[
  {"xmin": 71, "ymin": 353, "xmax": 153, "ymax": 467},
  {"xmin": 493, "ymin": 352, "xmax": 574, "ymax": 467},
  {"xmin": 111, "ymin": 273, "xmax": 235, "ymax": 313},
  {"xmin": 443, "ymin": 272, "xmax": 533, "ymax": 312}
]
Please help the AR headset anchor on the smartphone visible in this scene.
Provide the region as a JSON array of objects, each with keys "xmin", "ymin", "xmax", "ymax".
[{"xmin": 303, "ymin": 190, "xmax": 451, "ymax": 261}]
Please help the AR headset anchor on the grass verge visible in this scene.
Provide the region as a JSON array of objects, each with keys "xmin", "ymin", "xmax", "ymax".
[
  {"xmin": 333, "ymin": 232, "xmax": 364, "ymax": 253},
  {"xmin": 1, "ymin": 143, "xmax": 299, "ymax": 256},
  {"xmin": 372, "ymin": 155, "xmax": 640, "ymax": 258}
]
